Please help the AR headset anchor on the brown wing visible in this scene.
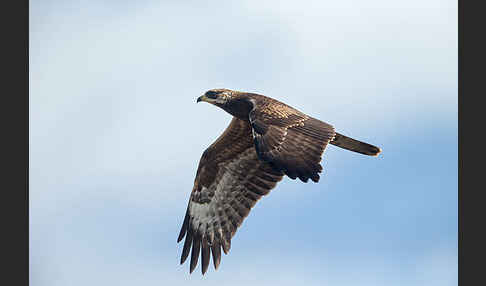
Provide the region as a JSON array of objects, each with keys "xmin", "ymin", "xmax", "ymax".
[
  {"xmin": 249, "ymin": 97, "xmax": 336, "ymax": 183},
  {"xmin": 177, "ymin": 117, "xmax": 284, "ymax": 274}
]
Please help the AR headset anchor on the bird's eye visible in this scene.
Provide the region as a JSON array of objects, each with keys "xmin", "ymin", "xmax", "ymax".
[{"xmin": 205, "ymin": 91, "xmax": 218, "ymax": 99}]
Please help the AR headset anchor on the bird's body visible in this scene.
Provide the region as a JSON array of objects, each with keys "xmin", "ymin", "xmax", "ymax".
[{"xmin": 178, "ymin": 89, "xmax": 381, "ymax": 274}]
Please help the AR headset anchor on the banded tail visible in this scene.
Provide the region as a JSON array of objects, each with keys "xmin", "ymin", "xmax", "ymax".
[{"xmin": 330, "ymin": 133, "xmax": 381, "ymax": 156}]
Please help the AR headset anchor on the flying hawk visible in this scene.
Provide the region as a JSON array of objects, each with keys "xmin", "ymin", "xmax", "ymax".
[{"xmin": 177, "ymin": 88, "xmax": 381, "ymax": 274}]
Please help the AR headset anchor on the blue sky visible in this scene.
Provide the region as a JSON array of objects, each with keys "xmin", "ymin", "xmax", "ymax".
[{"xmin": 30, "ymin": 1, "xmax": 457, "ymax": 285}]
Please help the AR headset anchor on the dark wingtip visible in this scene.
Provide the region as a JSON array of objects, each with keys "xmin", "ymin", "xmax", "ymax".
[
  {"xmin": 213, "ymin": 257, "xmax": 221, "ymax": 271},
  {"xmin": 180, "ymin": 230, "xmax": 193, "ymax": 265},
  {"xmin": 298, "ymin": 175, "xmax": 309, "ymax": 183},
  {"xmin": 201, "ymin": 237, "xmax": 210, "ymax": 275},
  {"xmin": 177, "ymin": 210, "xmax": 190, "ymax": 242},
  {"xmin": 221, "ymin": 238, "xmax": 231, "ymax": 255},
  {"xmin": 189, "ymin": 237, "xmax": 201, "ymax": 274},
  {"xmin": 211, "ymin": 241, "xmax": 222, "ymax": 270}
]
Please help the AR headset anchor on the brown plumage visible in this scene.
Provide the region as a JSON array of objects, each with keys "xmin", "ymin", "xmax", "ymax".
[{"xmin": 178, "ymin": 88, "xmax": 381, "ymax": 274}]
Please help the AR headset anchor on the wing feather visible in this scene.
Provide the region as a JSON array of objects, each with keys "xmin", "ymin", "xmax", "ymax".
[
  {"xmin": 180, "ymin": 227, "xmax": 192, "ymax": 265},
  {"xmin": 177, "ymin": 117, "xmax": 284, "ymax": 274},
  {"xmin": 211, "ymin": 240, "xmax": 222, "ymax": 270},
  {"xmin": 190, "ymin": 233, "xmax": 201, "ymax": 273},
  {"xmin": 201, "ymin": 236, "xmax": 210, "ymax": 274},
  {"xmin": 249, "ymin": 98, "xmax": 336, "ymax": 182}
]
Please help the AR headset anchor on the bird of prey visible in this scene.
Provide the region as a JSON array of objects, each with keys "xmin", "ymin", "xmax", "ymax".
[{"xmin": 177, "ymin": 88, "xmax": 381, "ymax": 274}]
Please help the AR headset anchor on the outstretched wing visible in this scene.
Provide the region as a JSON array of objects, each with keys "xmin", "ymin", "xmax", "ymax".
[
  {"xmin": 177, "ymin": 117, "xmax": 284, "ymax": 274},
  {"xmin": 249, "ymin": 97, "xmax": 336, "ymax": 183}
]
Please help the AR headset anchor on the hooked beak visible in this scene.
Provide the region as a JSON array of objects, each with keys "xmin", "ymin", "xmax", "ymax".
[{"xmin": 196, "ymin": 95, "xmax": 205, "ymax": 103}]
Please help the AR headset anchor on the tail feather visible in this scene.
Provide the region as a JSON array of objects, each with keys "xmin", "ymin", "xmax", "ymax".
[{"xmin": 330, "ymin": 133, "xmax": 381, "ymax": 156}]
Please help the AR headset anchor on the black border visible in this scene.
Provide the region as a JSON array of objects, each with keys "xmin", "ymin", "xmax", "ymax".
[
  {"xmin": 458, "ymin": 0, "xmax": 462, "ymax": 284},
  {"xmin": 458, "ymin": 2, "xmax": 467, "ymax": 285},
  {"xmin": 459, "ymin": 0, "xmax": 480, "ymax": 285},
  {"xmin": 458, "ymin": 1, "xmax": 461, "ymax": 285},
  {"xmin": 3, "ymin": 0, "xmax": 29, "ymax": 285}
]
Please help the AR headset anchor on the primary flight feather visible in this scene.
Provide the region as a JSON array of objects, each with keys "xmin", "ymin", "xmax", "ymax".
[{"xmin": 177, "ymin": 89, "xmax": 381, "ymax": 274}]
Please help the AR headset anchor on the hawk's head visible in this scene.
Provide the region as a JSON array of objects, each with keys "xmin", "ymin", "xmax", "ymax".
[
  {"xmin": 197, "ymin": 89, "xmax": 235, "ymax": 105},
  {"xmin": 197, "ymin": 88, "xmax": 254, "ymax": 119}
]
